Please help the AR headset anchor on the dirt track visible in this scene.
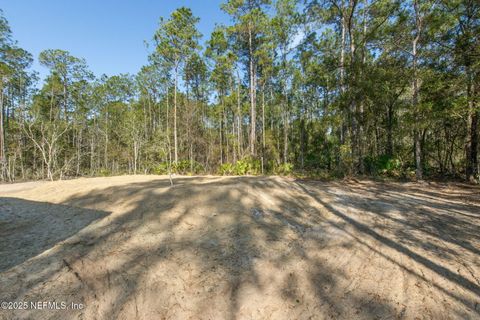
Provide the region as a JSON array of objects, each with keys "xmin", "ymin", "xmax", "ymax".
[{"xmin": 0, "ymin": 175, "xmax": 479, "ymax": 319}]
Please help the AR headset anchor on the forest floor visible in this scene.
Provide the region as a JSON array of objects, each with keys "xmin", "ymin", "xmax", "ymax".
[{"xmin": 0, "ymin": 175, "xmax": 479, "ymax": 319}]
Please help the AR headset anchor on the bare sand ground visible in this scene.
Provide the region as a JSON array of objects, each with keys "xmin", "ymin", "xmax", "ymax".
[{"xmin": 0, "ymin": 175, "xmax": 479, "ymax": 319}]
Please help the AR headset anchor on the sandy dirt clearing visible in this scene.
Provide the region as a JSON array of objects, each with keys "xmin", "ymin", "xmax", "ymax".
[{"xmin": 0, "ymin": 175, "xmax": 479, "ymax": 319}]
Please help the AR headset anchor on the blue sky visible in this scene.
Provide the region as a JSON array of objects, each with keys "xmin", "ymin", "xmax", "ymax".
[{"xmin": 1, "ymin": 0, "xmax": 229, "ymax": 82}]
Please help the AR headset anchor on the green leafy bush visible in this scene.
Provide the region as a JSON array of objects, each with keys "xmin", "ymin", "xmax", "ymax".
[
  {"xmin": 219, "ymin": 163, "xmax": 235, "ymax": 175},
  {"xmin": 235, "ymin": 157, "xmax": 261, "ymax": 175},
  {"xmin": 173, "ymin": 160, "xmax": 204, "ymax": 175},
  {"xmin": 99, "ymin": 169, "xmax": 111, "ymax": 177},
  {"xmin": 274, "ymin": 162, "xmax": 294, "ymax": 176},
  {"xmin": 218, "ymin": 157, "xmax": 261, "ymax": 175},
  {"xmin": 365, "ymin": 155, "xmax": 403, "ymax": 177},
  {"xmin": 152, "ymin": 162, "xmax": 170, "ymax": 175}
]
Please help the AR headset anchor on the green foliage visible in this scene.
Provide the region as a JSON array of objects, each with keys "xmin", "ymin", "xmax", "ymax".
[
  {"xmin": 365, "ymin": 155, "xmax": 403, "ymax": 177},
  {"xmin": 152, "ymin": 162, "xmax": 170, "ymax": 175},
  {"xmin": 1, "ymin": 2, "xmax": 479, "ymax": 183},
  {"xmin": 339, "ymin": 144, "xmax": 353, "ymax": 174},
  {"xmin": 99, "ymin": 169, "xmax": 112, "ymax": 177},
  {"xmin": 218, "ymin": 163, "xmax": 235, "ymax": 175},
  {"xmin": 174, "ymin": 160, "xmax": 204, "ymax": 175},
  {"xmin": 273, "ymin": 162, "xmax": 294, "ymax": 176},
  {"xmin": 220, "ymin": 158, "xmax": 293, "ymax": 176},
  {"xmin": 153, "ymin": 7, "xmax": 201, "ymax": 68},
  {"xmin": 219, "ymin": 157, "xmax": 261, "ymax": 176}
]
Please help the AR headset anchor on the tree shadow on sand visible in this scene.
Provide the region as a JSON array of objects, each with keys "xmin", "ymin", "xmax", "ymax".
[
  {"xmin": 0, "ymin": 197, "xmax": 109, "ymax": 272},
  {"xmin": 0, "ymin": 176, "xmax": 479, "ymax": 319}
]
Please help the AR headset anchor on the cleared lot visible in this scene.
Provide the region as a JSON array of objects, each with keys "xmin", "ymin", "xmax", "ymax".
[{"xmin": 1, "ymin": 176, "xmax": 479, "ymax": 319}]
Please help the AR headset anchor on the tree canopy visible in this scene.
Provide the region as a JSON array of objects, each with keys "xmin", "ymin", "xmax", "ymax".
[{"xmin": 0, "ymin": 1, "xmax": 478, "ymax": 182}]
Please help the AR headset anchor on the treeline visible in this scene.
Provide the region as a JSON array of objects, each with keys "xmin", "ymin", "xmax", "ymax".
[{"xmin": 0, "ymin": 0, "xmax": 478, "ymax": 182}]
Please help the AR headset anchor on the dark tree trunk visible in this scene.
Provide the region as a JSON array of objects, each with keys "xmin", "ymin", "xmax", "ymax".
[{"xmin": 466, "ymin": 66, "xmax": 478, "ymax": 182}]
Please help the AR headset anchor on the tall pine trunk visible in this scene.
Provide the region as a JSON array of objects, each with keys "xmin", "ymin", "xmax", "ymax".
[
  {"xmin": 174, "ymin": 64, "xmax": 179, "ymax": 163},
  {"xmin": 466, "ymin": 65, "xmax": 478, "ymax": 182},
  {"xmin": 412, "ymin": 0, "xmax": 423, "ymax": 180},
  {"xmin": 248, "ymin": 23, "xmax": 256, "ymax": 156},
  {"xmin": 0, "ymin": 82, "xmax": 5, "ymax": 180},
  {"xmin": 237, "ymin": 70, "xmax": 242, "ymax": 159}
]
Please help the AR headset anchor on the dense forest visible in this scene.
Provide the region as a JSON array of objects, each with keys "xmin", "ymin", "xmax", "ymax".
[{"xmin": 0, "ymin": 0, "xmax": 478, "ymax": 182}]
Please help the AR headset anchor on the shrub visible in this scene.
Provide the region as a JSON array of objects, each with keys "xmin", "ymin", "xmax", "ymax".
[
  {"xmin": 274, "ymin": 162, "xmax": 294, "ymax": 176},
  {"xmin": 218, "ymin": 157, "xmax": 261, "ymax": 176},
  {"xmin": 99, "ymin": 169, "xmax": 111, "ymax": 177},
  {"xmin": 219, "ymin": 163, "xmax": 234, "ymax": 175},
  {"xmin": 152, "ymin": 162, "xmax": 170, "ymax": 175},
  {"xmin": 235, "ymin": 157, "xmax": 261, "ymax": 175},
  {"xmin": 367, "ymin": 155, "xmax": 403, "ymax": 177},
  {"xmin": 173, "ymin": 160, "xmax": 204, "ymax": 175}
]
